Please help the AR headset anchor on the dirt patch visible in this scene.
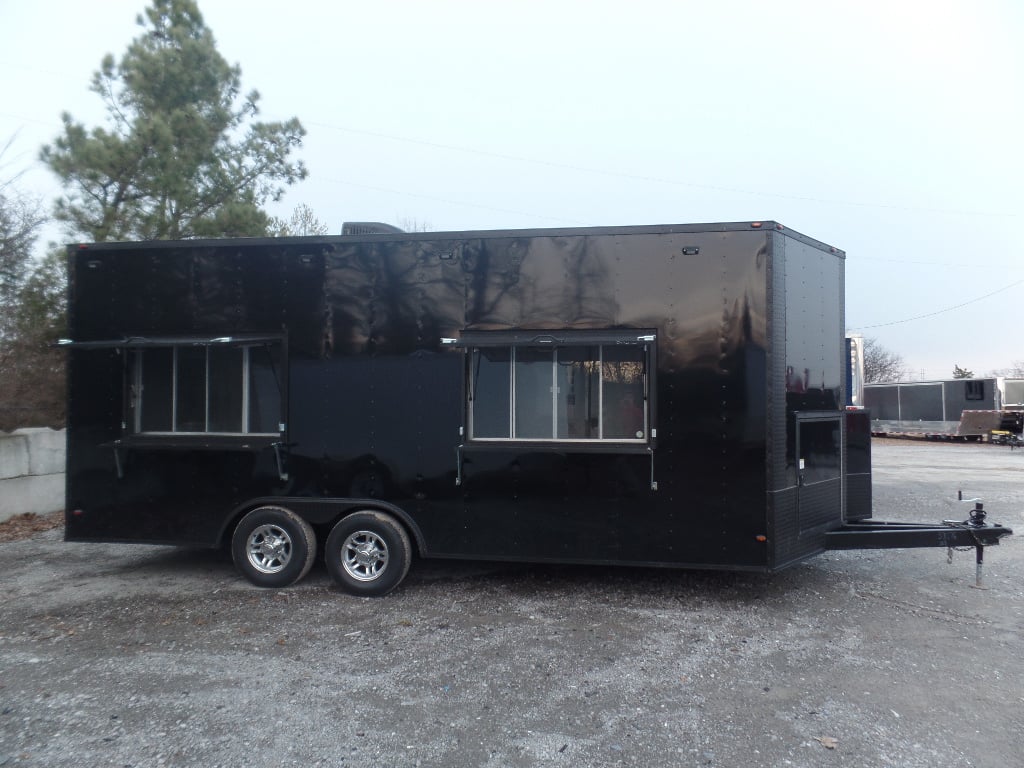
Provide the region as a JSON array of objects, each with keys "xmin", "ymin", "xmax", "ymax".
[{"xmin": 0, "ymin": 510, "xmax": 64, "ymax": 542}]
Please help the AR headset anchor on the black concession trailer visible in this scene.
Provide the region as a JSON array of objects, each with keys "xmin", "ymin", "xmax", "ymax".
[{"xmin": 61, "ymin": 221, "xmax": 1011, "ymax": 595}]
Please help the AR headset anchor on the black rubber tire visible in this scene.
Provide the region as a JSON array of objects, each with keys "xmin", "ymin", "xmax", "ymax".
[
  {"xmin": 231, "ymin": 505, "xmax": 317, "ymax": 588},
  {"xmin": 325, "ymin": 511, "xmax": 412, "ymax": 596}
]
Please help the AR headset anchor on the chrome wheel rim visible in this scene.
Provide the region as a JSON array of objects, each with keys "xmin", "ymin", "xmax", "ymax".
[
  {"xmin": 342, "ymin": 530, "xmax": 389, "ymax": 582},
  {"xmin": 246, "ymin": 524, "xmax": 293, "ymax": 574}
]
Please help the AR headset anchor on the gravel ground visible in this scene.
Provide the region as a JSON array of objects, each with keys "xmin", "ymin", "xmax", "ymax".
[{"xmin": 1, "ymin": 440, "xmax": 1022, "ymax": 768}]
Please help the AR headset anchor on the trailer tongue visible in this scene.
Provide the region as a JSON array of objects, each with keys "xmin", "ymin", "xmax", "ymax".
[{"xmin": 825, "ymin": 502, "xmax": 1013, "ymax": 587}]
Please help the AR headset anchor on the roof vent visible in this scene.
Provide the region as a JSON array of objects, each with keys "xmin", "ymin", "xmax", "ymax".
[{"xmin": 341, "ymin": 222, "xmax": 405, "ymax": 236}]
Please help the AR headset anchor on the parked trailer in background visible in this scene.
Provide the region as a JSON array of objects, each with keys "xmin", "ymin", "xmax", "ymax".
[
  {"xmin": 864, "ymin": 378, "xmax": 1024, "ymax": 439},
  {"xmin": 60, "ymin": 222, "xmax": 1011, "ymax": 595},
  {"xmin": 845, "ymin": 334, "xmax": 865, "ymax": 409},
  {"xmin": 1004, "ymin": 379, "xmax": 1024, "ymax": 409}
]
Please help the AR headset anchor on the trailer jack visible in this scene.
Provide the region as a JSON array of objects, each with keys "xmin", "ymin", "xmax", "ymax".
[{"xmin": 943, "ymin": 500, "xmax": 994, "ymax": 589}]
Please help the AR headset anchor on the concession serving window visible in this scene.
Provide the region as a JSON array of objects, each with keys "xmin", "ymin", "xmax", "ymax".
[
  {"xmin": 445, "ymin": 330, "xmax": 657, "ymax": 444},
  {"xmin": 129, "ymin": 337, "xmax": 283, "ymax": 436},
  {"xmin": 60, "ymin": 335, "xmax": 285, "ymax": 438}
]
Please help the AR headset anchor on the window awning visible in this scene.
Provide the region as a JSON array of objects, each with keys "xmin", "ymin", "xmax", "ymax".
[
  {"xmin": 57, "ymin": 334, "xmax": 282, "ymax": 349},
  {"xmin": 443, "ymin": 329, "xmax": 656, "ymax": 347}
]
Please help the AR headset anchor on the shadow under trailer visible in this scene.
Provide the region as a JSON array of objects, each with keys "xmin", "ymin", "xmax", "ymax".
[{"xmin": 60, "ymin": 222, "xmax": 1012, "ymax": 595}]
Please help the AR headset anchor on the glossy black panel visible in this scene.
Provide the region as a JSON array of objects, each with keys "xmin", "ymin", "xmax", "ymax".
[
  {"xmin": 845, "ymin": 410, "xmax": 872, "ymax": 521},
  {"xmin": 781, "ymin": 237, "xmax": 843, "ymax": 413}
]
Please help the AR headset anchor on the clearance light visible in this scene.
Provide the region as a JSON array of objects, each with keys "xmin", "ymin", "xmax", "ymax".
[
  {"xmin": 750, "ymin": 222, "xmax": 763, "ymax": 229},
  {"xmin": 755, "ymin": 535, "xmax": 767, "ymax": 543}
]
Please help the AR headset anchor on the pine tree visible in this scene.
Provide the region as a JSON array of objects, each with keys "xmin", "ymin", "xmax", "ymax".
[{"xmin": 41, "ymin": 0, "xmax": 306, "ymax": 242}]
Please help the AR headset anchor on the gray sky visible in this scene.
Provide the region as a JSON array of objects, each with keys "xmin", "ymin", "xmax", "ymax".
[{"xmin": 2, "ymin": 0, "xmax": 1022, "ymax": 378}]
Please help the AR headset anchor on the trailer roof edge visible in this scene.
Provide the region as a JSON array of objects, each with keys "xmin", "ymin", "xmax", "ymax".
[{"xmin": 66, "ymin": 221, "xmax": 845, "ymax": 258}]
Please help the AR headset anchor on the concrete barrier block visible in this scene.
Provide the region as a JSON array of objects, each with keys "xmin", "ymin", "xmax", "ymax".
[
  {"xmin": 0, "ymin": 432, "xmax": 31, "ymax": 481},
  {"xmin": 14, "ymin": 428, "xmax": 66, "ymax": 476},
  {"xmin": 0, "ymin": 473, "xmax": 65, "ymax": 522}
]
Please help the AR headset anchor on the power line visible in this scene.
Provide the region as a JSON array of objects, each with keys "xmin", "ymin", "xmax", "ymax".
[
  {"xmin": 5, "ymin": 100, "xmax": 1016, "ymax": 219},
  {"xmin": 854, "ymin": 256, "xmax": 1024, "ymax": 270},
  {"xmin": 307, "ymin": 120, "xmax": 1016, "ymax": 219},
  {"xmin": 317, "ymin": 177, "xmax": 586, "ymax": 226},
  {"xmin": 860, "ymin": 279, "xmax": 1024, "ymax": 329}
]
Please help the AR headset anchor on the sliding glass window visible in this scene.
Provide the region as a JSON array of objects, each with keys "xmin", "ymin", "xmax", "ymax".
[
  {"xmin": 466, "ymin": 332, "xmax": 653, "ymax": 443},
  {"xmin": 132, "ymin": 342, "xmax": 282, "ymax": 435}
]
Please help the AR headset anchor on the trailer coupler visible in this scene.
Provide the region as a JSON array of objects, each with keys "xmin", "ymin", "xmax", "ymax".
[{"xmin": 824, "ymin": 501, "xmax": 1013, "ymax": 588}]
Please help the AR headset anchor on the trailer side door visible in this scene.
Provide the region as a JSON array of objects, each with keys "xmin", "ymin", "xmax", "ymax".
[{"xmin": 795, "ymin": 413, "xmax": 844, "ymax": 533}]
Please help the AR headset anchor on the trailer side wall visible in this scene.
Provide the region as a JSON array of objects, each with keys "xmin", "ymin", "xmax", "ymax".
[{"xmin": 64, "ymin": 224, "xmax": 846, "ymax": 572}]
